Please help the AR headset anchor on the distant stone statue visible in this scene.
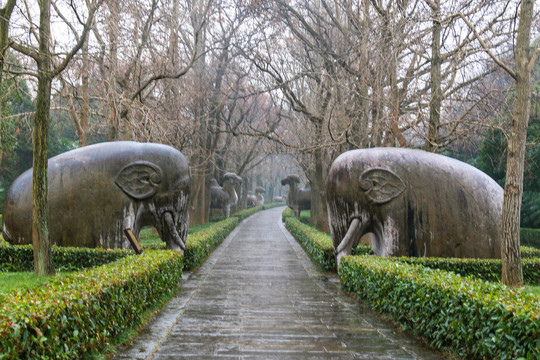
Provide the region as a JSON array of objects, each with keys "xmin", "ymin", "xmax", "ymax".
[
  {"xmin": 2, "ymin": 141, "xmax": 190, "ymax": 251},
  {"xmin": 254, "ymin": 186, "xmax": 266, "ymax": 206},
  {"xmin": 326, "ymin": 148, "xmax": 503, "ymax": 264},
  {"xmin": 281, "ymin": 175, "xmax": 311, "ymax": 218},
  {"xmin": 210, "ymin": 173, "xmax": 243, "ymax": 217},
  {"xmin": 246, "ymin": 191, "xmax": 257, "ymax": 208}
]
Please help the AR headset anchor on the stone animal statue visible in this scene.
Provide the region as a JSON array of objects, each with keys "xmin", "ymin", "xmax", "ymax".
[
  {"xmin": 326, "ymin": 148, "xmax": 503, "ymax": 265},
  {"xmin": 209, "ymin": 172, "xmax": 243, "ymax": 217},
  {"xmin": 246, "ymin": 191, "xmax": 256, "ymax": 208},
  {"xmin": 2, "ymin": 141, "xmax": 190, "ymax": 251},
  {"xmin": 281, "ymin": 175, "xmax": 311, "ymax": 218},
  {"xmin": 255, "ymin": 186, "xmax": 266, "ymax": 206}
]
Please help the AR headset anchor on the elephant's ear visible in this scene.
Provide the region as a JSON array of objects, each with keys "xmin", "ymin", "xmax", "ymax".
[
  {"xmin": 115, "ymin": 161, "xmax": 162, "ymax": 199},
  {"xmin": 359, "ymin": 167, "xmax": 405, "ymax": 204}
]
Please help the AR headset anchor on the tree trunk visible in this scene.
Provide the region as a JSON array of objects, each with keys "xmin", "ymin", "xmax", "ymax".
[
  {"xmin": 79, "ymin": 40, "xmax": 89, "ymax": 147},
  {"xmin": 427, "ymin": 0, "xmax": 441, "ymax": 152},
  {"xmin": 0, "ymin": 0, "xmax": 16, "ymax": 98},
  {"xmin": 106, "ymin": 1, "xmax": 120, "ymax": 141},
  {"xmin": 33, "ymin": 0, "xmax": 55, "ymax": 276},
  {"xmin": 501, "ymin": 0, "xmax": 535, "ymax": 287}
]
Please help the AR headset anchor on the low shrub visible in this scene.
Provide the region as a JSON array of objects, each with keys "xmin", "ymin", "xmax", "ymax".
[
  {"xmin": 0, "ymin": 250, "xmax": 183, "ymax": 359},
  {"xmin": 183, "ymin": 217, "xmax": 239, "ymax": 271},
  {"xmin": 394, "ymin": 256, "xmax": 540, "ymax": 285},
  {"xmin": 282, "ymin": 207, "xmax": 294, "ymax": 221},
  {"xmin": 280, "ymin": 207, "xmax": 310, "ymax": 224},
  {"xmin": 299, "ymin": 211, "xmax": 310, "ymax": 225},
  {"xmin": 340, "ymin": 255, "xmax": 540, "ymax": 360},
  {"xmin": 233, "ymin": 206, "xmax": 262, "ymax": 221},
  {"xmin": 262, "ymin": 202, "xmax": 285, "ymax": 210},
  {"xmin": 521, "ymin": 228, "xmax": 540, "ymax": 249},
  {"xmin": 208, "ymin": 215, "xmax": 226, "ymax": 223},
  {"xmin": 522, "ymin": 246, "xmax": 540, "ymax": 259},
  {"xmin": 284, "ymin": 216, "xmax": 335, "ymax": 271},
  {"xmin": 284, "ymin": 214, "xmax": 373, "ymax": 272},
  {"xmin": 0, "ymin": 245, "xmax": 131, "ymax": 272}
]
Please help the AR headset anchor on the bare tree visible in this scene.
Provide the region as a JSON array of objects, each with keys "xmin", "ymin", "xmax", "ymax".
[
  {"xmin": 460, "ymin": 0, "xmax": 538, "ymax": 286},
  {"xmin": 0, "ymin": 0, "xmax": 16, "ymax": 98},
  {"xmin": 9, "ymin": 0, "xmax": 102, "ymax": 275}
]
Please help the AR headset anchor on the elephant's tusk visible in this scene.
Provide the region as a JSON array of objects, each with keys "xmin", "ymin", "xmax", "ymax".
[{"xmin": 337, "ymin": 218, "xmax": 361, "ymax": 254}]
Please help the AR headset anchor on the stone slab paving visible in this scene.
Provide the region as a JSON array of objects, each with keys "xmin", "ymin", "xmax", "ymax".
[{"xmin": 114, "ymin": 207, "xmax": 447, "ymax": 359}]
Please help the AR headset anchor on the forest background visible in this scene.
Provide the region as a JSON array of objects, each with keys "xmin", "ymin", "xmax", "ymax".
[{"xmin": 0, "ymin": 0, "xmax": 538, "ymax": 280}]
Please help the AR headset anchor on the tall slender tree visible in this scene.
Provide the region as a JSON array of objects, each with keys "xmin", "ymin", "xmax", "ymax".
[
  {"xmin": 9, "ymin": 0, "xmax": 102, "ymax": 275},
  {"xmin": 461, "ymin": 0, "xmax": 538, "ymax": 286}
]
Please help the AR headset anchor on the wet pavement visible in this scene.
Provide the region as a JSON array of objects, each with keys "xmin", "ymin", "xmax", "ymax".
[{"xmin": 114, "ymin": 206, "xmax": 446, "ymax": 359}]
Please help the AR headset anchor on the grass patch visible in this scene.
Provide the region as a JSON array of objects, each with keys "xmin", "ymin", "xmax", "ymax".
[
  {"xmin": 139, "ymin": 223, "xmax": 217, "ymax": 248},
  {"xmin": 0, "ymin": 272, "xmax": 68, "ymax": 295},
  {"xmin": 524, "ymin": 285, "xmax": 540, "ymax": 297}
]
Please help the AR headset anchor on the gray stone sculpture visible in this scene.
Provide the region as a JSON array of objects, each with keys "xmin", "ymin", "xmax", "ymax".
[
  {"xmin": 281, "ymin": 175, "xmax": 311, "ymax": 218},
  {"xmin": 209, "ymin": 173, "xmax": 243, "ymax": 217},
  {"xmin": 2, "ymin": 141, "xmax": 190, "ymax": 251},
  {"xmin": 254, "ymin": 186, "xmax": 266, "ymax": 206},
  {"xmin": 326, "ymin": 148, "xmax": 503, "ymax": 264},
  {"xmin": 246, "ymin": 191, "xmax": 257, "ymax": 208}
]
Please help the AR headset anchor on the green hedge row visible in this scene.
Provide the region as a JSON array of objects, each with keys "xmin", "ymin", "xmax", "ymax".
[
  {"xmin": 281, "ymin": 207, "xmax": 310, "ymax": 224},
  {"xmin": 183, "ymin": 217, "xmax": 239, "ymax": 271},
  {"xmin": 522, "ymin": 246, "xmax": 540, "ymax": 259},
  {"xmin": 233, "ymin": 206, "xmax": 263, "ymax": 221},
  {"xmin": 283, "ymin": 216, "xmax": 372, "ymax": 272},
  {"xmin": 261, "ymin": 202, "xmax": 285, "ymax": 210},
  {"xmin": 394, "ymin": 256, "xmax": 540, "ymax": 285},
  {"xmin": 282, "ymin": 207, "xmax": 294, "ymax": 220},
  {"xmin": 284, "ymin": 216, "xmax": 335, "ymax": 271},
  {"xmin": 521, "ymin": 228, "xmax": 540, "ymax": 249},
  {"xmin": 340, "ymin": 255, "xmax": 539, "ymax": 360},
  {"xmin": 144, "ymin": 217, "xmax": 240, "ymax": 271},
  {"xmin": 209, "ymin": 205, "xmax": 265, "ymax": 223},
  {"xmin": 0, "ymin": 250, "xmax": 183, "ymax": 359},
  {"xmin": 0, "ymin": 245, "xmax": 131, "ymax": 272}
]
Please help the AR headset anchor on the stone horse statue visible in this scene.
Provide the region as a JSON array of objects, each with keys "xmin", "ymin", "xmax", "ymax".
[
  {"xmin": 281, "ymin": 175, "xmax": 311, "ymax": 218},
  {"xmin": 210, "ymin": 172, "xmax": 243, "ymax": 217}
]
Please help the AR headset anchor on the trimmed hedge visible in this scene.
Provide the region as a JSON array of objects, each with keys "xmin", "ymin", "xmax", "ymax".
[
  {"xmin": 282, "ymin": 207, "xmax": 294, "ymax": 220},
  {"xmin": 284, "ymin": 216, "xmax": 335, "ymax": 271},
  {"xmin": 521, "ymin": 228, "xmax": 540, "ymax": 249},
  {"xmin": 522, "ymin": 246, "xmax": 540, "ymax": 259},
  {"xmin": 261, "ymin": 202, "xmax": 285, "ymax": 210},
  {"xmin": 281, "ymin": 207, "xmax": 310, "ymax": 224},
  {"xmin": 283, "ymin": 215, "xmax": 373, "ymax": 272},
  {"xmin": 340, "ymin": 255, "xmax": 540, "ymax": 360},
  {"xmin": 183, "ymin": 217, "xmax": 239, "ymax": 271},
  {"xmin": 0, "ymin": 245, "xmax": 131, "ymax": 272},
  {"xmin": 394, "ymin": 256, "xmax": 540, "ymax": 285},
  {"xmin": 144, "ymin": 217, "xmax": 240, "ymax": 271},
  {"xmin": 233, "ymin": 206, "xmax": 263, "ymax": 221},
  {"xmin": 0, "ymin": 250, "xmax": 183, "ymax": 359}
]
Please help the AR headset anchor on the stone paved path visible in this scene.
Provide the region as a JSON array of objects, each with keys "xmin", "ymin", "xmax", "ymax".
[{"xmin": 114, "ymin": 207, "xmax": 446, "ymax": 359}]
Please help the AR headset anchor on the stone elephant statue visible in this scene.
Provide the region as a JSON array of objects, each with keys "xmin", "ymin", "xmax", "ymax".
[
  {"xmin": 326, "ymin": 148, "xmax": 503, "ymax": 265},
  {"xmin": 209, "ymin": 172, "xmax": 242, "ymax": 217},
  {"xmin": 2, "ymin": 141, "xmax": 190, "ymax": 251},
  {"xmin": 281, "ymin": 175, "xmax": 311, "ymax": 218}
]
